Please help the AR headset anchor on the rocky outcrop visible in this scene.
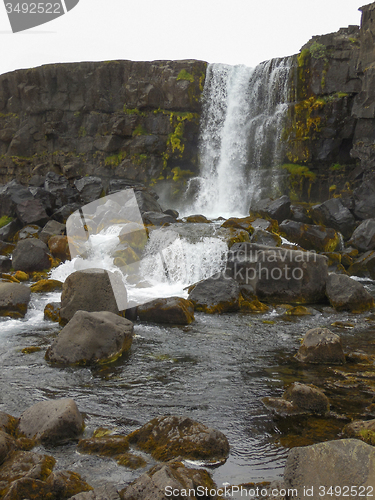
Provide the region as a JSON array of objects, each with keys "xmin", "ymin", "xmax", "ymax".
[{"xmin": 0, "ymin": 60, "xmax": 207, "ymax": 200}]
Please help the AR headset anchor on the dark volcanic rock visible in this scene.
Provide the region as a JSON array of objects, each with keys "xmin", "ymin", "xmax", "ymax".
[
  {"xmin": 45, "ymin": 310, "xmax": 133, "ymax": 365},
  {"xmin": 137, "ymin": 297, "xmax": 195, "ymax": 325},
  {"xmin": 326, "ymin": 273, "xmax": 374, "ymax": 312},
  {"xmin": 226, "ymin": 243, "xmax": 328, "ymax": 304},
  {"xmin": 135, "ymin": 191, "xmax": 163, "ymax": 214},
  {"xmin": 310, "ymin": 198, "xmax": 356, "ymax": 240},
  {"xmin": 188, "ymin": 276, "xmax": 240, "ymax": 314},
  {"xmin": 12, "ymin": 238, "xmax": 51, "ymax": 272},
  {"xmin": 15, "ymin": 198, "xmax": 49, "ymax": 226},
  {"xmin": 349, "ymin": 218, "xmax": 375, "ymax": 252},
  {"xmin": 295, "ymin": 327, "xmax": 346, "ymax": 364},
  {"xmin": 120, "ymin": 462, "xmax": 218, "ymax": 500},
  {"xmin": 17, "ymin": 398, "xmax": 84, "ymax": 444},
  {"xmin": 279, "ymin": 220, "xmax": 341, "ymax": 252},
  {"xmin": 0, "ymin": 256, "xmax": 11, "ymax": 273},
  {"xmin": 74, "ymin": 176, "xmax": 104, "ymax": 204},
  {"xmin": 353, "ymin": 172, "xmax": 375, "ymax": 220},
  {"xmin": 284, "ymin": 439, "xmax": 375, "ymax": 500},
  {"xmin": 127, "ymin": 415, "xmax": 229, "ymax": 463},
  {"xmin": 59, "ymin": 268, "xmax": 127, "ymax": 323},
  {"xmin": 142, "ymin": 211, "xmax": 176, "ymax": 226},
  {"xmin": 0, "ymin": 282, "xmax": 31, "ymax": 318},
  {"xmin": 39, "ymin": 220, "xmax": 65, "ymax": 244}
]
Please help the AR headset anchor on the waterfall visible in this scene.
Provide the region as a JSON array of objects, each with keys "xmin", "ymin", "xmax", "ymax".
[{"xmin": 183, "ymin": 57, "xmax": 292, "ymax": 219}]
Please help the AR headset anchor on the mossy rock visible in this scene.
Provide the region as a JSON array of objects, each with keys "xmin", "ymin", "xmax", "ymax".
[
  {"xmin": 342, "ymin": 419, "xmax": 375, "ymax": 445},
  {"xmin": 221, "ymin": 216, "xmax": 255, "ymax": 234},
  {"xmin": 21, "ymin": 346, "xmax": 42, "ymax": 355},
  {"xmin": 13, "ymin": 271, "xmax": 29, "ymax": 282},
  {"xmin": 1, "ymin": 274, "xmax": 20, "ymax": 284},
  {"xmin": 185, "ymin": 214, "xmax": 211, "ymax": 223},
  {"xmin": 126, "ymin": 415, "xmax": 229, "ymax": 463},
  {"xmin": 116, "ymin": 453, "xmax": 147, "ymax": 469},
  {"xmin": 283, "ymin": 306, "xmax": 312, "ymax": 316},
  {"xmin": 30, "ymin": 279, "xmax": 63, "ymax": 293},
  {"xmin": 77, "ymin": 435, "xmax": 130, "ymax": 457},
  {"xmin": 44, "ymin": 303, "xmax": 60, "ymax": 323},
  {"xmin": 239, "ymin": 298, "xmax": 269, "ymax": 313}
]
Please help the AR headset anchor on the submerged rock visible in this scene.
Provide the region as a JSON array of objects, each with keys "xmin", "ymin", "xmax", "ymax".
[
  {"xmin": 59, "ymin": 268, "xmax": 127, "ymax": 324},
  {"xmin": 120, "ymin": 461, "xmax": 218, "ymax": 500},
  {"xmin": 284, "ymin": 439, "xmax": 375, "ymax": 500},
  {"xmin": 0, "ymin": 282, "xmax": 31, "ymax": 318},
  {"xmin": 45, "ymin": 310, "xmax": 133, "ymax": 366},
  {"xmin": 44, "ymin": 302, "xmax": 61, "ymax": 322},
  {"xmin": 127, "ymin": 415, "xmax": 229, "ymax": 463},
  {"xmin": 30, "ymin": 279, "xmax": 63, "ymax": 293},
  {"xmin": 263, "ymin": 382, "xmax": 330, "ymax": 417},
  {"xmin": 137, "ymin": 297, "xmax": 195, "ymax": 324},
  {"xmin": 17, "ymin": 398, "xmax": 84, "ymax": 445},
  {"xmin": 326, "ymin": 273, "xmax": 374, "ymax": 313},
  {"xmin": 188, "ymin": 276, "xmax": 240, "ymax": 314},
  {"xmin": 295, "ymin": 327, "xmax": 346, "ymax": 364}
]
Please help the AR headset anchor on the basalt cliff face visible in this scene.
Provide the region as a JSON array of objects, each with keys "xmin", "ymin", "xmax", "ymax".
[
  {"xmin": 0, "ymin": 60, "xmax": 206, "ymax": 193},
  {"xmin": 282, "ymin": 2, "xmax": 375, "ymax": 203}
]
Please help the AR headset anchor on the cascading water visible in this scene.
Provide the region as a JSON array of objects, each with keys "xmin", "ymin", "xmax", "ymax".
[{"xmin": 183, "ymin": 57, "xmax": 292, "ymax": 218}]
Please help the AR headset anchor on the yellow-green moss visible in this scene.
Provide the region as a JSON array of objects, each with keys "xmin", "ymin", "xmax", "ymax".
[
  {"xmin": 132, "ymin": 124, "xmax": 148, "ymax": 137},
  {"xmin": 0, "ymin": 216, "xmax": 13, "ymax": 229},
  {"xmin": 123, "ymin": 106, "xmax": 147, "ymax": 116},
  {"xmin": 105, "ymin": 151, "xmax": 127, "ymax": 168},
  {"xmin": 78, "ymin": 126, "xmax": 87, "ymax": 138},
  {"xmin": 177, "ymin": 69, "xmax": 195, "ymax": 83},
  {"xmin": 21, "ymin": 346, "xmax": 42, "ymax": 354}
]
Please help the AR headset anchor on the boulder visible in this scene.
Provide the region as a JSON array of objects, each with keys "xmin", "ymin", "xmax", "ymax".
[
  {"xmin": 0, "ymin": 412, "xmax": 18, "ymax": 435},
  {"xmin": 44, "ymin": 172, "xmax": 79, "ymax": 208},
  {"xmin": 0, "ymin": 432, "xmax": 16, "ymax": 466},
  {"xmin": 137, "ymin": 297, "xmax": 195, "ymax": 324},
  {"xmin": 221, "ymin": 216, "xmax": 255, "ymax": 233},
  {"xmin": 120, "ymin": 462, "xmax": 218, "ymax": 500},
  {"xmin": 0, "ymin": 451, "xmax": 56, "ymax": 497},
  {"xmin": 0, "ymin": 256, "xmax": 11, "ymax": 273},
  {"xmin": 142, "ymin": 211, "xmax": 176, "ymax": 226},
  {"xmin": 188, "ymin": 276, "xmax": 240, "ymax": 314},
  {"xmin": 0, "ymin": 241, "xmax": 15, "ymax": 256},
  {"xmin": 127, "ymin": 415, "xmax": 229, "ymax": 463},
  {"xmin": 14, "ymin": 224, "xmax": 41, "ymax": 241},
  {"xmin": 348, "ymin": 251, "xmax": 375, "ymax": 278},
  {"xmin": 0, "ymin": 180, "xmax": 33, "ymax": 218},
  {"xmin": 17, "ymin": 398, "xmax": 84, "ymax": 445},
  {"xmin": 342, "ymin": 419, "xmax": 375, "ymax": 445},
  {"xmin": 134, "ymin": 191, "xmax": 163, "ymax": 214},
  {"xmin": 295, "ymin": 327, "xmax": 346, "ymax": 364},
  {"xmin": 250, "ymin": 228, "xmax": 282, "ymax": 247},
  {"xmin": 279, "ymin": 220, "xmax": 341, "ymax": 252},
  {"xmin": 15, "ymin": 198, "xmax": 49, "ymax": 226},
  {"xmin": 290, "ymin": 204, "xmax": 312, "ymax": 224},
  {"xmin": 226, "ymin": 243, "xmax": 328, "ymax": 304},
  {"xmin": 284, "ymin": 439, "xmax": 375, "ymax": 500},
  {"xmin": 74, "ymin": 176, "xmax": 104, "ymax": 204},
  {"xmin": 45, "ymin": 470, "xmax": 93, "ymax": 499},
  {"xmin": 349, "ymin": 219, "xmax": 375, "ymax": 252},
  {"xmin": 12, "ymin": 239, "xmax": 51, "ymax": 272},
  {"xmin": 263, "ymin": 382, "xmax": 330, "ymax": 417},
  {"xmin": 0, "ymin": 220, "xmax": 21, "ymax": 243},
  {"xmin": 0, "ymin": 283, "xmax": 31, "ymax": 318},
  {"xmin": 251, "ymin": 196, "xmax": 291, "ymax": 223},
  {"xmin": 326, "ymin": 273, "xmax": 374, "ymax": 313},
  {"xmin": 39, "ymin": 220, "xmax": 65, "ymax": 244},
  {"xmin": 45, "ymin": 310, "xmax": 133, "ymax": 365},
  {"xmin": 310, "ymin": 198, "xmax": 356, "ymax": 240},
  {"xmin": 59, "ymin": 268, "xmax": 127, "ymax": 324},
  {"xmin": 51, "ymin": 202, "xmax": 82, "ymax": 223},
  {"xmin": 48, "ymin": 235, "xmax": 71, "ymax": 262}
]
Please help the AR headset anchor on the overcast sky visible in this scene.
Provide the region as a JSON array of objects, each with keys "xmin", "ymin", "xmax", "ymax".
[{"xmin": 0, "ymin": 0, "xmax": 368, "ymax": 77}]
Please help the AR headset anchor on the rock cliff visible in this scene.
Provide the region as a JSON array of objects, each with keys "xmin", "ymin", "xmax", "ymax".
[{"xmin": 0, "ymin": 59, "xmax": 206, "ymax": 195}]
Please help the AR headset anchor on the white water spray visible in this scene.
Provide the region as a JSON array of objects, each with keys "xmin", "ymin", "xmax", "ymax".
[{"xmin": 183, "ymin": 57, "xmax": 292, "ymax": 218}]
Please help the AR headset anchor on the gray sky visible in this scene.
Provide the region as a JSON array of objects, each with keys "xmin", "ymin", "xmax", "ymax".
[{"xmin": 0, "ymin": 0, "xmax": 367, "ymax": 76}]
